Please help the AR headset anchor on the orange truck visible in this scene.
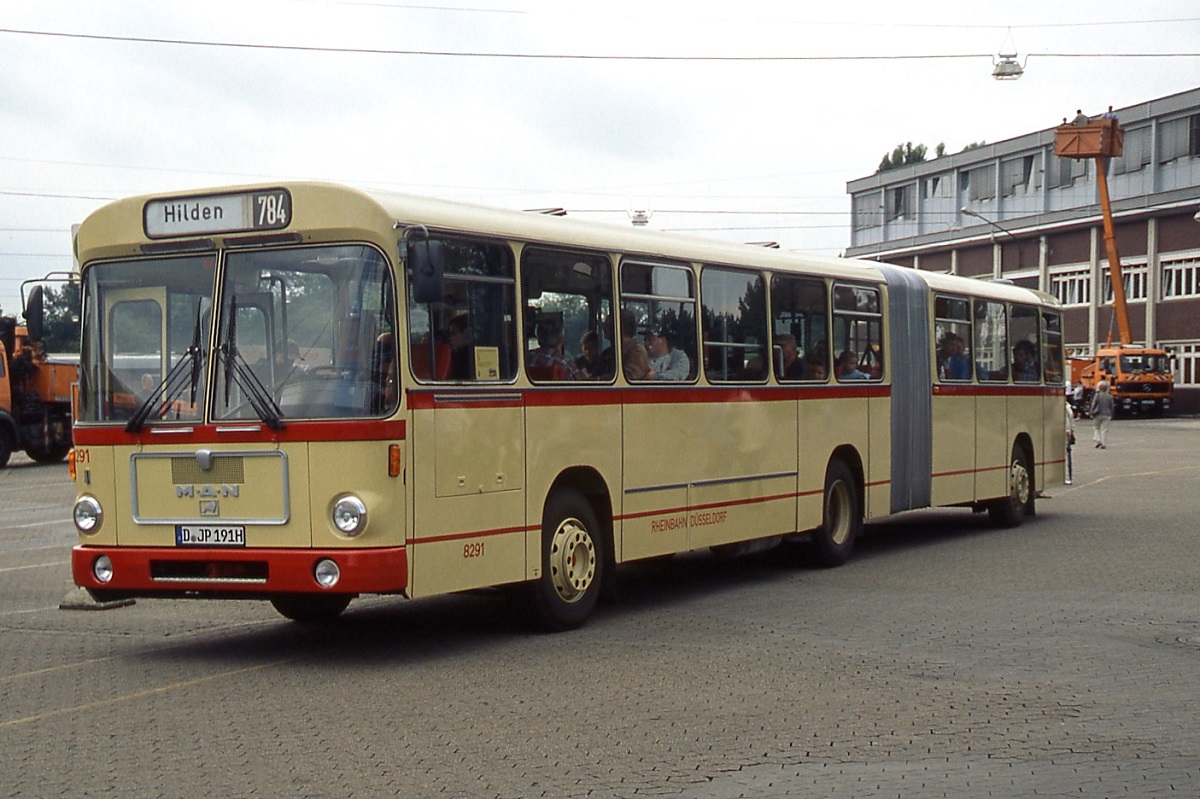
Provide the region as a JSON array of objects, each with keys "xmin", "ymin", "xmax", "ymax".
[
  {"xmin": 1056, "ymin": 114, "xmax": 1173, "ymax": 417},
  {"xmin": 0, "ymin": 285, "xmax": 76, "ymax": 468},
  {"xmin": 1069, "ymin": 346, "xmax": 1173, "ymax": 416}
]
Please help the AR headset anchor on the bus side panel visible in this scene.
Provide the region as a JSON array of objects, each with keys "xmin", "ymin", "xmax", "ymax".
[
  {"xmin": 866, "ymin": 393, "xmax": 891, "ymax": 519},
  {"xmin": 408, "ymin": 401, "xmax": 527, "ymax": 598},
  {"xmin": 931, "ymin": 394, "xmax": 976, "ymax": 507},
  {"xmin": 524, "ymin": 398, "xmax": 623, "ymax": 563},
  {"xmin": 1007, "ymin": 394, "xmax": 1043, "ymax": 483},
  {"xmin": 622, "ymin": 396, "xmax": 699, "ymax": 560},
  {"xmin": 1042, "ymin": 394, "xmax": 1067, "ymax": 487},
  {"xmin": 975, "ymin": 396, "xmax": 1010, "ymax": 500},
  {"xmin": 684, "ymin": 395, "xmax": 795, "ymax": 550},
  {"xmin": 799, "ymin": 395, "xmax": 867, "ymax": 527}
]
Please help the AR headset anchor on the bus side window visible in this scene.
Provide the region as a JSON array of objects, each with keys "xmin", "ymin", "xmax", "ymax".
[
  {"xmin": 700, "ymin": 266, "xmax": 767, "ymax": 383},
  {"xmin": 406, "ymin": 238, "xmax": 517, "ymax": 382},
  {"xmin": 832, "ymin": 284, "xmax": 884, "ymax": 381},
  {"xmin": 975, "ymin": 299, "xmax": 1008, "ymax": 381},
  {"xmin": 771, "ymin": 275, "xmax": 828, "ymax": 382}
]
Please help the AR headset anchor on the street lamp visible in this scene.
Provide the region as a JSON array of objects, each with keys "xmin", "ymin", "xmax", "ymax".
[{"xmin": 961, "ymin": 207, "xmax": 1023, "ymax": 269}]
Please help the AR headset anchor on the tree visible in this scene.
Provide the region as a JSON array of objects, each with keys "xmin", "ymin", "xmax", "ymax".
[{"xmin": 877, "ymin": 141, "xmax": 946, "ymax": 173}]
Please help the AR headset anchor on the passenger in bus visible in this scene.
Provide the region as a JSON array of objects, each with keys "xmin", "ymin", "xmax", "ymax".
[
  {"xmin": 805, "ymin": 339, "xmax": 829, "ymax": 380},
  {"xmin": 1012, "ymin": 340, "xmax": 1040, "ymax": 382},
  {"xmin": 835, "ymin": 350, "xmax": 870, "ymax": 380},
  {"xmin": 775, "ymin": 334, "xmax": 806, "ymax": 380},
  {"xmin": 526, "ymin": 317, "xmax": 580, "ymax": 381},
  {"xmin": 575, "ymin": 330, "xmax": 601, "ymax": 378},
  {"xmin": 937, "ymin": 332, "xmax": 971, "ymax": 380},
  {"xmin": 447, "ymin": 313, "xmax": 473, "ymax": 380},
  {"xmin": 598, "ymin": 309, "xmax": 650, "ymax": 381},
  {"xmin": 645, "ymin": 326, "xmax": 690, "ymax": 380}
]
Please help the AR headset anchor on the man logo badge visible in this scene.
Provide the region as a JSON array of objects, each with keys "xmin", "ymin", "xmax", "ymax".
[{"xmin": 200, "ymin": 500, "xmax": 220, "ymax": 516}]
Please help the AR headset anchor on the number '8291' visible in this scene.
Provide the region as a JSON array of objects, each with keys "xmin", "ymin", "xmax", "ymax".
[{"xmin": 463, "ymin": 542, "xmax": 485, "ymax": 559}]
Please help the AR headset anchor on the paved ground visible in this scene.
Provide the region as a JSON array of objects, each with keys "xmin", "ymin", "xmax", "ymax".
[{"xmin": 1, "ymin": 419, "xmax": 1198, "ymax": 798}]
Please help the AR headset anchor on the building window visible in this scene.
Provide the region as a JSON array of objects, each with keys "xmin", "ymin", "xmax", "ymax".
[
  {"xmin": 1101, "ymin": 261, "xmax": 1148, "ymax": 303},
  {"xmin": 964, "ymin": 164, "xmax": 996, "ymax": 201},
  {"xmin": 886, "ymin": 185, "xmax": 914, "ymax": 221},
  {"xmin": 1113, "ymin": 125, "xmax": 1152, "ymax": 174},
  {"xmin": 1162, "ymin": 256, "xmax": 1200, "ymax": 299},
  {"xmin": 1001, "ymin": 154, "xmax": 1040, "ymax": 195},
  {"xmin": 852, "ymin": 194, "xmax": 882, "ymax": 230},
  {"xmin": 1164, "ymin": 341, "xmax": 1200, "ymax": 387},
  {"xmin": 1050, "ymin": 267, "xmax": 1090, "ymax": 307},
  {"xmin": 1159, "ymin": 114, "xmax": 1200, "ymax": 163}
]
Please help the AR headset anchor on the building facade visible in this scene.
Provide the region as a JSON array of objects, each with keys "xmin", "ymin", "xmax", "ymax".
[{"xmin": 846, "ymin": 87, "xmax": 1200, "ymax": 412}]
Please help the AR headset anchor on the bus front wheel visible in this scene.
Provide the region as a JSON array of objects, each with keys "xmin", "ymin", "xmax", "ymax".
[
  {"xmin": 270, "ymin": 594, "xmax": 351, "ymax": 624},
  {"xmin": 988, "ymin": 446, "xmax": 1033, "ymax": 528},
  {"xmin": 529, "ymin": 488, "xmax": 604, "ymax": 632},
  {"xmin": 810, "ymin": 460, "xmax": 861, "ymax": 568}
]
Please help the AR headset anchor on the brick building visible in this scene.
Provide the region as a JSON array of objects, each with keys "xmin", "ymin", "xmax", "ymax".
[{"xmin": 846, "ymin": 87, "xmax": 1200, "ymax": 413}]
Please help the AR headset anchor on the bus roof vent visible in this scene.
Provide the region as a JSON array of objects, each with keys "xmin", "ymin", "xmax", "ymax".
[
  {"xmin": 746, "ymin": 241, "xmax": 780, "ymax": 248},
  {"xmin": 525, "ymin": 207, "xmax": 567, "ymax": 216}
]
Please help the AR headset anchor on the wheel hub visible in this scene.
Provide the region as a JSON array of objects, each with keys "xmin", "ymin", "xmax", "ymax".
[{"xmin": 549, "ymin": 518, "xmax": 596, "ymax": 603}]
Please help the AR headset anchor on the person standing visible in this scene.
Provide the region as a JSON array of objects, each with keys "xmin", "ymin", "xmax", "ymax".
[
  {"xmin": 1091, "ymin": 380, "xmax": 1114, "ymax": 448},
  {"xmin": 1064, "ymin": 398, "xmax": 1076, "ymax": 484}
]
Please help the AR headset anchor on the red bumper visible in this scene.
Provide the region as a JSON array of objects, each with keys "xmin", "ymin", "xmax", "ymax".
[{"xmin": 72, "ymin": 545, "xmax": 408, "ymax": 596}]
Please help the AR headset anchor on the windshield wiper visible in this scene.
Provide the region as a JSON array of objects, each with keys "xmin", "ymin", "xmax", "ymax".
[
  {"xmin": 220, "ymin": 294, "xmax": 285, "ymax": 430},
  {"xmin": 126, "ymin": 303, "xmax": 206, "ymax": 433}
]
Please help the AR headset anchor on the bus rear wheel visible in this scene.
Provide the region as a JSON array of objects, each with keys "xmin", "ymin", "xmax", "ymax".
[
  {"xmin": 810, "ymin": 460, "xmax": 861, "ymax": 568},
  {"xmin": 270, "ymin": 594, "xmax": 351, "ymax": 624},
  {"xmin": 988, "ymin": 446, "xmax": 1033, "ymax": 528},
  {"xmin": 529, "ymin": 488, "xmax": 603, "ymax": 632}
]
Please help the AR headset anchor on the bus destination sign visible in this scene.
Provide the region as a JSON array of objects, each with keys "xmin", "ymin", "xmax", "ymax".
[{"xmin": 144, "ymin": 189, "xmax": 292, "ymax": 239}]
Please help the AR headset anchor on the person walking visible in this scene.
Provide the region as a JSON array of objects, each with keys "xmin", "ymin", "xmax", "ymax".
[{"xmin": 1091, "ymin": 380, "xmax": 1114, "ymax": 449}]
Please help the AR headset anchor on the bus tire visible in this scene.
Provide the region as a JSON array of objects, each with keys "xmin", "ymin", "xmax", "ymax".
[
  {"xmin": 529, "ymin": 488, "xmax": 603, "ymax": 632},
  {"xmin": 810, "ymin": 459, "xmax": 861, "ymax": 568},
  {"xmin": 0, "ymin": 428, "xmax": 13, "ymax": 469},
  {"xmin": 270, "ymin": 594, "xmax": 351, "ymax": 624},
  {"xmin": 988, "ymin": 446, "xmax": 1033, "ymax": 528}
]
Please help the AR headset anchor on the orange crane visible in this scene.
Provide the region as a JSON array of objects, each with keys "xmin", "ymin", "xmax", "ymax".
[{"xmin": 1056, "ymin": 113, "xmax": 1173, "ymax": 415}]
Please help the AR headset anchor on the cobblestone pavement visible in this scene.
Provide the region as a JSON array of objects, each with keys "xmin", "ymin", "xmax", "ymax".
[{"xmin": 1, "ymin": 420, "xmax": 1198, "ymax": 798}]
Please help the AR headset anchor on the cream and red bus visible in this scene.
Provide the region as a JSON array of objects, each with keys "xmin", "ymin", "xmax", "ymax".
[{"xmin": 69, "ymin": 183, "xmax": 1065, "ymax": 629}]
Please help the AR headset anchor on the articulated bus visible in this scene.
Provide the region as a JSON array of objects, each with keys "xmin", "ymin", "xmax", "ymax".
[{"xmin": 69, "ymin": 183, "xmax": 1065, "ymax": 629}]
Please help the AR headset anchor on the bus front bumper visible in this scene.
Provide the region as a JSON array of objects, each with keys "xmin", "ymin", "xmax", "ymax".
[{"xmin": 71, "ymin": 545, "xmax": 408, "ymax": 598}]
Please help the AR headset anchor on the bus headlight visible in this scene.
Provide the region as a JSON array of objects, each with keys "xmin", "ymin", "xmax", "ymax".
[
  {"xmin": 93, "ymin": 555, "xmax": 114, "ymax": 583},
  {"xmin": 74, "ymin": 496, "xmax": 104, "ymax": 534},
  {"xmin": 332, "ymin": 495, "xmax": 367, "ymax": 536}
]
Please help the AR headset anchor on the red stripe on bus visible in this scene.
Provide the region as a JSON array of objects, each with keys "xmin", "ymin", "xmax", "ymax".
[
  {"xmin": 406, "ymin": 383, "xmax": 891, "ymax": 410},
  {"xmin": 72, "ymin": 419, "xmax": 406, "ymax": 446},
  {"xmin": 409, "ymin": 524, "xmax": 536, "ymax": 546},
  {"xmin": 933, "ymin": 384, "xmax": 1065, "ymax": 397}
]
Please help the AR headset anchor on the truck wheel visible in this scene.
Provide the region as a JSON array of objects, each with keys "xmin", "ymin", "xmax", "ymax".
[
  {"xmin": 0, "ymin": 429, "xmax": 12, "ymax": 469},
  {"xmin": 270, "ymin": 594, "xmax": 351, "ymax": 624},
  {"xmin": 25, "ymin": 445, "xmax": 70, "ymax": 464},
  {"xmin": 988, "ymin": 446, "xmax": 1033, "ymax": 528},
  {"xmin": 809, "ymin": 459, "xmax": 862, "ymax": 568},
  {"xmin": 529, "ymin": 488, "xmax": 604, "ymax": 632}
]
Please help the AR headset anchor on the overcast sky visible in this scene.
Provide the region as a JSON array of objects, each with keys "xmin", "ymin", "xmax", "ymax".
[{"xmin": 2, "ymin": 1, "xmax": 1198, "ymax": 317}]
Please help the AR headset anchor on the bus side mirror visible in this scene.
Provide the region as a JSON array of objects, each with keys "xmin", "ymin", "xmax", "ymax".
[
  {"xmin": 25, "ymin": 285, "xmax": 44, "ymax": 343},
  {"xmin": 408, "ymin": 238, "xmax": 444, "ymax": 304}
]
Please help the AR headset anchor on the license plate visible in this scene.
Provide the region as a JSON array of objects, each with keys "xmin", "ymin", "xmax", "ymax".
[{"xmin": 175, "ymin": 525, "xmax": 246, "ymax": 547}]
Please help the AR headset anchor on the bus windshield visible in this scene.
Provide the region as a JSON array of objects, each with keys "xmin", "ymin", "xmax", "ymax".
[
  {"xmin": 213, "ymin": 244, "xmax": 396, "ymax": 421},
  {"xmin": 78, "ymin": 254, "xmax": 216, "ymax": 425},
  {"xmin": 78, "ymin": 244, "xmax": 397, "ymax": 426}
]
